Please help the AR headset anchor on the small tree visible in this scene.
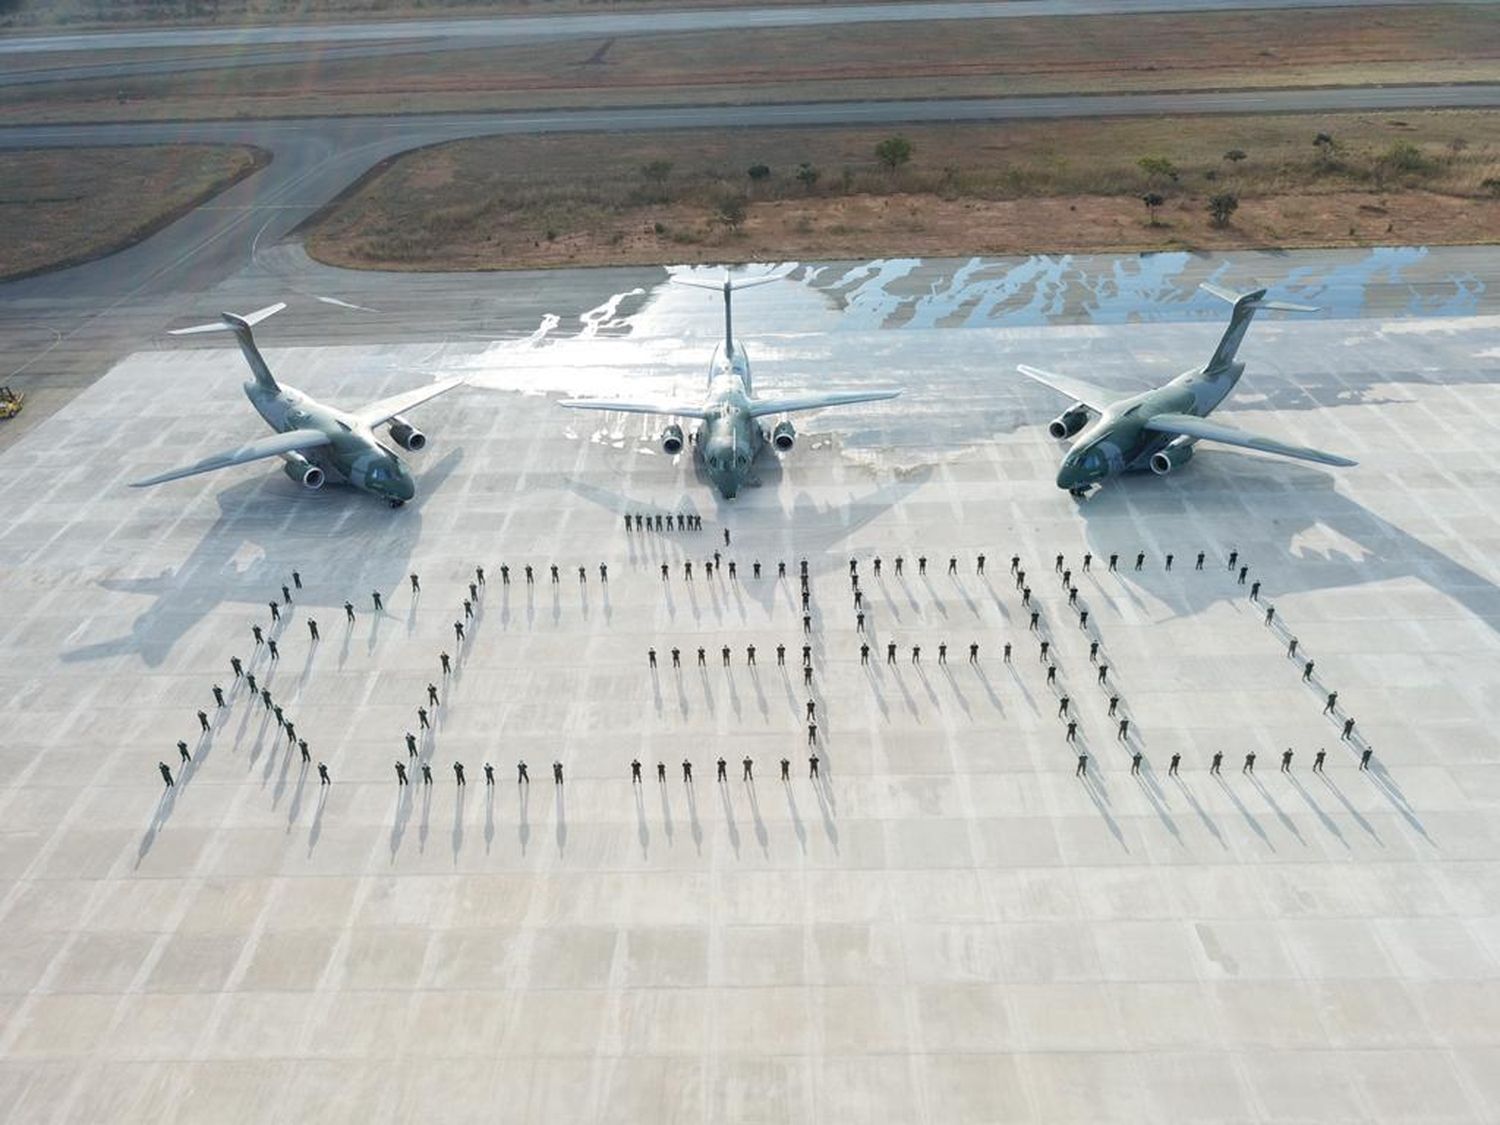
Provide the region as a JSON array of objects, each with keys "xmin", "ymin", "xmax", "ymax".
[
  {"xmin": 1137, "ymin": 156, "xmax": 1178, "ymax": 185},
  {"xmin": 747, "ymin": 164, "xmax": 771, "ymax": 182},
  {"xmin": 640, "ymin": 160, "xmax": 673, "ymax": 185},
  {"xmin": 1141, "ymin": 191, "xmax": 1164, "ymax": 226},
  {"xmin": 796, "ymin": 162, "xmax": 820, "ymax": 191},
  {"xmin": 1313, "ymin": 132, "xmax": 1338, "ymax": 165},
  {"xmin": 1482, "ymin": 177, "xmax": 1500, "ymax": 199},
  {"xmin": 715, "ymin": 193, "xmax": 748, "ymax": 231},
  {"xmin": 1207, "ymin": 191, "xmax": 1239, "ymax": 228},
  {"xmin": 1223, "ymin": 149, "xmax": 1247, "ymax": 164},
  {"xmin": 875, "ymin": 135, "xmax": 913, "ymax": 171}
]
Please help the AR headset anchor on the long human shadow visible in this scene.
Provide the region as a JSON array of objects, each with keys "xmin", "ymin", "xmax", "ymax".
[
  {"xmin": 484, "ymin": 785, "xmax": 495, "ymax": 854},
  {"xmin": 1134, "ymin": 764, "xmax": 1182, "ymax": 846},
  {"xmin": 634, "ymin": 783, "xmax": 650, "ymax": 856},
  {"xmin": 417, "ymin": 783, "xmax": 432, "ymax": 853},
  {"xmin": 68, "ymin": 450, "xmax": 463, "ymax": 667},
  {"xmin": 784, "ymin": 781, "xmax": 807, "ymax": 853},
  {"xmin": 136, "ymin": 782, "xmax": 180, "ymax": 863},
  {"xmin": 685, "ymin": 779, "xmax": 703, "ymax": 855},
  {"xmin": 657, "ymin": 774, "xmax": 674, "ymax": 844},
  {"xmin": 811, "ymin": 776, "xmax": 839, "ymax": 851},
  {"xmin": 284, "ymin": 758, "xmax": 308, "ymax": 828},
  {"xmin": 1078, "ymin": 760, "xmax": 1127, "ymax": 852},
  {"xmin": 1248, "ymin": 773, "xmax": 1306, "ymax": 847},
  {"xmin": 452, "ymin": 784, "xmax": 465, "ymax": 861},
  {"xmin": 745, "ymin": 778, "xmax": 769, "ymax": 854},
  {"xmin": 1214, "ymin": 773, "xmax": 1274, "ymax": 851},
  {"xmin": 718, "ymin": 779, "xmax": 742, "ymax": 859},
  {"xmin": 517, "ymin": 782, "xmax": 530, "ymax": 855},
  {"xmin": 1172, "ymin": 776, "xmax": 1227, "ymax": 850},
  {"xmin": 1363, "ymin": 760, "xmax": 1433, "ymax": 844},
  {"xmin": 389, "ymin": 782, "xmax": 413, "ymax": 859},
  {"xmin": 1316, "ymin": 771, "xmax": 1381, "ymax": 842},
  {"xmin": 941, "ymin": 664, "xmax": 973, "ymax": 718},
  {"xmin": 1286, "ymin": 772, "xmax": 1348, "ymax": 850},
  {"xmin": 555, "ymin": 781, "xmax": 567, "ymax": 854},
  {"xmin": 1073, "ymin": 453, "xmax": 1500, "ymax": 644},
  {"xmin": 307, "ymin": 784, "xmax": 328, "ymax": 855}
]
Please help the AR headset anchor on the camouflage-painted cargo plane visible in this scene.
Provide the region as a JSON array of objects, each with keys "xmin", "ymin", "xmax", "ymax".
[
  {"xmin": 1020, "ymin": 283, "xmax": 1357, "ymax": 495},
  {"xmin": 130, "ymin": 303, "xmax": 463, "ymax": 506},
  {"xmin": 559, "ymin": 270, "xmax": 901, "ymax": 499}
]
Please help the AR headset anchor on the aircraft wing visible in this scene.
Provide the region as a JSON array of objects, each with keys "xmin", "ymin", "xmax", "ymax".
[
  {"xmin": 746, "ymin": 389, "xmax": 902, "ymax": 418},
  {"xmin": 355, "ymin": 377, "xmax": 466, "ymax": 428},
  {"xmin": 130, "ymin": 428, "xmax": 332, "ymax": 487},
  {"xmin": 1017, "ymin": 365, "xmax": 1130, "ymax": 411},
  {"xmin": 559, "ymin": 399, "xmax": 709, "ymax": 419},
  {"xmin": 1144, "ymin": 412, "xmax": 1357, "ymax": 467}
]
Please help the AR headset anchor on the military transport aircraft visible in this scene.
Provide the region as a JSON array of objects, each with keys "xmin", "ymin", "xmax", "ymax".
[
  {"xmin": 559, "ymin": 270, "xmax": 902, "ymax": 498},
  {"xmin": 1019, "ymin": 282, "xmax": 1357, "ymax": 495},
  {"xmin": 130, "ymin": 303, "xmax": 463, "ymax": 506}
]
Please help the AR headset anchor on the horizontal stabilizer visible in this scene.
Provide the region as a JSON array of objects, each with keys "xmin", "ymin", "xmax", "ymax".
[
  {"xmin": 1144, "ymin": 412, "xmax": 1356, "ymax": 468},
  {"xmin": 130, "ymin": 427, "xmax": 331, "ymax": 488},
  {"xmin": 170, "ymin": 302, "xmax": 287, "ymax": 336},
  {"xmin": 1199, "ymin": 282, "xmax": 1317, "ymax": 314},
  {"xmin": 1017, "ymin": 364, "xmax": 1129, "ymax": 412},
  {"xmin": 672, "ymin": 269, "xmax": 792, "ymax": 293},
  {"xmin": 746, "ymin": 389, "xmax": 902, "ymax": 418}
]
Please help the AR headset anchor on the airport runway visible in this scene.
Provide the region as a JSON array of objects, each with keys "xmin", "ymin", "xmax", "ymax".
[{"xmin": 3, "ymin": 0, "xmax": 1487, "ymax": 87}]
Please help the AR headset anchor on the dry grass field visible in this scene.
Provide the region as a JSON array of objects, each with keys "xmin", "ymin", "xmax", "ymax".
[
  {"xmin": 304, "ymin": 111, "xmax": 1500, "ymax": 270},
  {"xmin": 0, "ymin": 144, "xmax": 266, "ymax": 280},
  {"xmin": 5, "ymin": 6, "xmax": 1496, "ymax": 123}
]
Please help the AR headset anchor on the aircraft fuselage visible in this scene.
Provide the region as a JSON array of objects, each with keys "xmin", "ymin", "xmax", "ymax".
[
  {"xmin": 693, "ymin": 344, "xmax": 764, "ymax": 499},
  {"xmin": 244, "ymin": 379, "xmax": 414, "ymax": 503},
  {"xmin": 1057, "ymin": 360, "xmax": 1244, "ymax": 491}
]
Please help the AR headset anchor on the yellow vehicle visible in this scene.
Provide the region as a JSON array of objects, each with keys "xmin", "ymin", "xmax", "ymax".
[{"xmin": 0, "ymin": 386, "xmax": 22, "ymax": 420}]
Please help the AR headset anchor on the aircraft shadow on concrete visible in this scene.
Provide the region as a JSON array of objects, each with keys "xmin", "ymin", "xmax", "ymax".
[
  {"xmin": 66, "ymin": 448, "xmax": 463, "ymax": 667},
  {"xmin": 1070, "ymin": 450, "xmax": 1500, "ymax": 637}
]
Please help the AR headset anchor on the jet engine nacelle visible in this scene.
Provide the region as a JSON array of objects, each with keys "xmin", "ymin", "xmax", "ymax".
[
  {"xmin": 1048, "ymin": 405, "xmax": 1089, "ymax": 440},
  {"xmin": 388, "ymin": 415, "xmax": 427, "ymax": 452},
  {"xmin": 661, "ymin": 424, "xmax": 685, "ymax": 455},
  {"xmin": 280, "ymin": 452, "xmax": 325, "ymax": 490},
  {"xmin": 772, "ymin": 420, "xmax": 796, "ymax": 452},
  {"xmin": 1150, "ymin": 438, "xmax": 1195, "ymax": 476}
]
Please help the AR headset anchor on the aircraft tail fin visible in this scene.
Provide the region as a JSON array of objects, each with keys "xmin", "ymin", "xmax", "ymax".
[
  {"xmin": 170, "ymin": 302, "xmax": 286, "ymax": 392},
  {"xmin": 1200, "ymin": 283, "xmax": 1317, "ymax": 372},
  {"xmin": 673, "ymin": 269, "xmax": 789, "ymax": 358}
]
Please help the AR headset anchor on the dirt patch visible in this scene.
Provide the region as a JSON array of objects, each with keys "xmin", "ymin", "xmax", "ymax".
[
  {"xmin": 305, "ymin": 112, "xmax": 1500, "ymax": 271},
  {"xmin": 0, "ymin": 144, "xmax": 268, "ymax": 281}
]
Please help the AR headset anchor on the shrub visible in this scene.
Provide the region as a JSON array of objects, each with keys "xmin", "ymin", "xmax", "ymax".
[
  {"xmin": 1207, "ymin": 192, "xmax": 1239, "ymax": 228},
  {"xmin": 875, "ymin": 136, "xmax": 913, "ymax": 171}
]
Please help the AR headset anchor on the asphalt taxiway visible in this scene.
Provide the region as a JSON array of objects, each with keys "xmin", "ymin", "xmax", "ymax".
[{"xmin": 0, "ymin": 255, "xmax": 1498, "ymax": 1120}]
